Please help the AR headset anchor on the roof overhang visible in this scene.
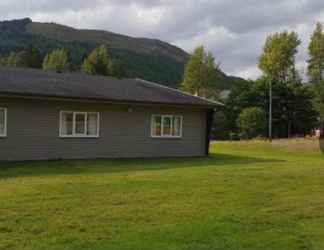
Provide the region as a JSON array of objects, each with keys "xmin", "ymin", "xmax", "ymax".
[{"xmin": 0, "ymin": 92, "xmax": 221, "ymax": 109}]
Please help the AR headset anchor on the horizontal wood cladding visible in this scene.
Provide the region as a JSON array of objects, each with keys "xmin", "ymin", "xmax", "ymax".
[{"xmin": 0, "ymin": 97, "xmax": 207, "ymax": 161}]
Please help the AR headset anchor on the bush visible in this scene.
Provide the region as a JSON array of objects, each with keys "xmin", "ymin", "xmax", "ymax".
[{"xmin": 237, "ymin": 107, "xmax": 267, "ymax": 139}]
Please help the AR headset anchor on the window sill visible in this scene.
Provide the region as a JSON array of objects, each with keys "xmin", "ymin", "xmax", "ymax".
[
  {"xmin": 59, "ymin": 135, "xmax": 99, "ymax": 138},
  {"xmin": 150, "ymin": 136, "xmax": 182, "ymax": 139}
]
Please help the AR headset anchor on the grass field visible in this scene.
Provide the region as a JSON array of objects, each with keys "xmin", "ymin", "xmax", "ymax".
[{"xmin": 1, "ymin": 140, "xmax": 324, "ymax": 250}]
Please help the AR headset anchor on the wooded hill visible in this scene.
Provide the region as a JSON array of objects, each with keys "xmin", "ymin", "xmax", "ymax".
[{"xmin": 0, "ymin": 18, "xmax": 245, "ymax": 89}]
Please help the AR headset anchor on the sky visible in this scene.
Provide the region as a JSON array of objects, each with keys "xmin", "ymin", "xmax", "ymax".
[{"xmin": 1, "ymin": 0, "xmax": 324, "ymax": 80}]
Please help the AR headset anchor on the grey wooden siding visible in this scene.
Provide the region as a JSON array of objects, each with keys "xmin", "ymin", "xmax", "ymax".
[{"xmin": 0, "ymin": 97, "xmax": 207, "ymax": 161}]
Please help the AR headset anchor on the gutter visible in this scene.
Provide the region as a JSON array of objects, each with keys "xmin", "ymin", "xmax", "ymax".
[{"xmin": 0, "ymin": 92, "xmax": 220, "ymax": 109}]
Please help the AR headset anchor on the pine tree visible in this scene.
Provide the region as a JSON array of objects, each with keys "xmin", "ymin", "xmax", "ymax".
[
  {"xmin": 1, "ymin": 45, "xmax": 42, "ymax": 68},
  {"xmin": 42, "ymin": 49, "xmax": 69, "ymax": 72},
  {"xmin": 5, "ymin": 51, "xmax": 28, "ymax": 67},
  {"xmin": 26, "ymin": 45, "xmax": 42, "ymax": 68},
  {"xmin": 81, "ymin": 45, "xmax": 111, "ymax": 76}
]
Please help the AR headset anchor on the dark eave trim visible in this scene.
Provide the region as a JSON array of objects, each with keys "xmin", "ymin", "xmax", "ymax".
[{"xmin": 0, "ymin": 92, "xmax": 219, "ymax": 109}]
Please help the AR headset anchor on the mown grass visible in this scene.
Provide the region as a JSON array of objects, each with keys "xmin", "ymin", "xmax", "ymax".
[{"xmin": 1, "ymin": 140, "xmax": 324, "ymax": 250}]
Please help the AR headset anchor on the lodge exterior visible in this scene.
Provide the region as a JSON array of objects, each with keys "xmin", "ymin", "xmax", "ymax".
[{"xmin": 0, "ymin": 67, "xmax": 220, "ymax": 161}]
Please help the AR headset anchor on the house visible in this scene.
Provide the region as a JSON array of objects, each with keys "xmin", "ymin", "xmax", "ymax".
[{"xmin": 0, "ymin": 67, "xmax": 221, "ymax": 161}]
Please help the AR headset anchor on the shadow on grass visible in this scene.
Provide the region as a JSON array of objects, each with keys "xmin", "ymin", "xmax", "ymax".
[{"xmin": 0, "ymin": 153, "xmax": 285, "ymax": 178}]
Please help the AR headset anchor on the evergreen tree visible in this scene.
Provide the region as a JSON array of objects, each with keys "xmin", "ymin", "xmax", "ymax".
[
  {"xmin": 42, "ymin": 49, "xmax": 69, "ymax": 72},
  {"xmin": 110, "ymin": 59, "xmax": 126, "ymax": 79},
  {"xmin": 2, "ymin": 45, "xmax": 42, "ymax": 68},
  {"xmin": 81, "ymin": 45, "xmax": 112, "ymax": 76},
  {"xmin": 26, "ymin": 45, "xmax": 42, "ymax": 68},
  {"xmin": 308, "ymin": 23, "xmax": 324, "ymax": 84},
  {"xmin": 0, "ymin": 57, "xmax": 6, "ymax": 66},
  {"xmin": 181, "ymin": 46, "xmax": 219, "ymax": 98},
  {"xmin": 5, "ymin": 51, "xmax": 28, "ymax": 67}
]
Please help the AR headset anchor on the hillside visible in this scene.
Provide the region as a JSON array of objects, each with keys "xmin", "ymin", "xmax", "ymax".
[{"xmin": 0, "ymin": 18, "xmax": 245, "ymax": 89}]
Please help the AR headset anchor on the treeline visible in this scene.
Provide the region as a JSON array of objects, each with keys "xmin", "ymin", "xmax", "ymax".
[
  {"xmin": 181, "ymin": 23, "xmax": 324, "ymax": 139},
  {"xmin": 0, "ymin": 44, "xmax": 126, "ymax": 78}
]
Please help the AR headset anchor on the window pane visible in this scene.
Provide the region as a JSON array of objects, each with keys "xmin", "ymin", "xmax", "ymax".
[
  {"xmin": 173, "ymin": 116, "xmax": 182, "ymax": 136},
  {"xmin": 75, "ymin": 113, "xmax": 86, "ymax": 134},
  {"xmin": 0, "ymin": 109, "xmax": 4, "ymax": 135},
  {"xmin": 162, "ymin": 116, "xmax": 172, "ymax": 136},
  {"xmin": 152, "ymin": 116, "xmax": 162, "ymax": 136},
  {"xmin": 87, "ymin": 113, "xmax": 98, "ymax": 136},
  {"xmin": 61, "ymin": 112, "xmax": 73, "ymax": 135}
]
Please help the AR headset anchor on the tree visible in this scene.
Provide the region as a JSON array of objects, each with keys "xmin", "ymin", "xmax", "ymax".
[
  {"xmin": 259, "ymin": 31, "xmax": 301, "ymax": 83},
  {"xmin": 109, "ymin": 59, "xmax": 126, "ymax": 79},
  {"xmin": 25, "ymin": 45, "xmax": 42, "ymax": 68},
  {"xmin": 237, "ymin": 107, "xmax": 267, "ymax": 139},
  {"xmin": 290, "ymin": 83, "xmax": 318, "ymax": 136},
  {"xmin": 181, "ymin": 46, "xmax": 219, "ymax": 98},
  {"xmin": 308, "ymin": 23, "xmax": 324, "ymax": 135},
  {"xmin": 1, "ymin": 45, "xmax": 42, "ymax": 68},
  {"xmin": 0, "ymin": 57, "xmax": 6, "ymax": 66},
  {"xmin": 5, "ymin": 51, "xmax": 31, "ymax": 67},
  {"xmin": 224, "ymin": 77, "xmax": 318, "ymax": 139},
  {"xmin": 211, "ymin": 108, "xmax": 230, "ymax": 140},
  {"xmin": 42, "ymin": 49, "xmax": 69, "ymax": 72},
  {"xmin": 81, "ymin": 45, "xmax": 112, "ymax": 76},
  {"xmin": 257, "ymin": 31, "xmax": 313, "ymax": 138},
  {"xmin": 81, "ymin": 58, "xmax": 95, "ymax": 74},
  {"xmin": 312, "ymin": 81, "xmax": 324, "ymax": 135},
  {"xmin": 308, "ymin": 23, "xmax": 324, "ymax": 84}
]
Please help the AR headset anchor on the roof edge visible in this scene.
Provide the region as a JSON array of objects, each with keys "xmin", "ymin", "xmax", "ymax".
[
  {"xmin": 0, "ymin": 92, "xmax": 217, "ymax": 109},
  {"xmin": 135, "ymin": 78, "xmax": 224, "ymax": 106}
]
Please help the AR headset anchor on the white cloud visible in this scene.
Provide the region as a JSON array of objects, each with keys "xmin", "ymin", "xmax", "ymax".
[{"xmin": 232, "ymin": 66, "xmax": 262, "ymax": 80}]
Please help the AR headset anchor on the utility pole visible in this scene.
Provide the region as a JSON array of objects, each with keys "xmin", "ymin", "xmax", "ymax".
[{"xmin": 269, "ymin": 78, "xmax": 272, "ymax": 142}]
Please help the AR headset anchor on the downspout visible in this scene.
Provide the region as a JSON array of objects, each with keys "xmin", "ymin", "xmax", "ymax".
[{"xmin": 205, "ymin": 108, "xmax": 215, "ymax": 156}]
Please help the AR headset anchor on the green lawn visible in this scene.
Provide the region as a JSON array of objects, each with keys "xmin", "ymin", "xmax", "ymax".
[{"xmin": 1, "ymin": 140, "xmax": 324, "ymax": 250}]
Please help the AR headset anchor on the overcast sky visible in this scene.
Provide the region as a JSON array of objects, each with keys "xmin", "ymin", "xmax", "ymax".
[{"xmin": 1, "ymin": 0, "xmax": 324, "ymax": 79}]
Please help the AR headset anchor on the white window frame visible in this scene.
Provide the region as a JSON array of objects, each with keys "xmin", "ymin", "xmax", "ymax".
[
  {"xmin": 151, "ymin": 114, "xmax": 183, "ymax": 138},
  {"xmin": 74, "ymin": 112, "xmax": 87, "ymax": 136},
  {"xmin": 59, "ymin": 111, "xmax": 100, "ymax": 138},
  {"xmin": 0, "ymin": 108, "xmax": 7, "ymax": 137}
]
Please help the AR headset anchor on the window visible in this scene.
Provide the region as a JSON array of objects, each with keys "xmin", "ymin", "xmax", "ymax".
[
  {"xmin": 75, "ymin": 112, "xmax": 86, "ymax": 135},
  {"xmin": 60, "ymin": 111, "xmax": 99, "ymax": 137},
  {"xmin": 151, "ymin": 115, "xmax": 182, "ymax": 138},
  {"xmin": 173, "ymin": 116, "xmax": 182, "ymax": 137},
  {"xmin": 0, "ymin": 108, "xmax": 7, "ymax": 137}
]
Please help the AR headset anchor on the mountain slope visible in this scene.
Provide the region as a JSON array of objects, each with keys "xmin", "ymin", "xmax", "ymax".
[
  {"xmin": 27, "ymin": 21, "xmax": 187, "ymax": 63},
  {"xmin": 0, "ymin": 18, "xmax": 246, "ymax": 89}
]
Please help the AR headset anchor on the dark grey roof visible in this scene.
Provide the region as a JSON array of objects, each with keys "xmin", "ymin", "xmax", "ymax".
[{"xmin": 0, "ymin": 67, "xmax": 221, "ymax": 107}]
